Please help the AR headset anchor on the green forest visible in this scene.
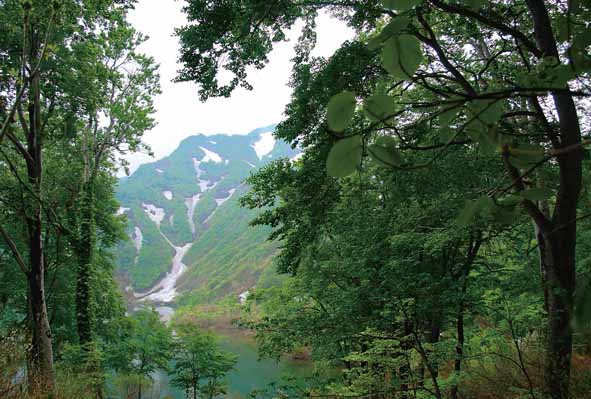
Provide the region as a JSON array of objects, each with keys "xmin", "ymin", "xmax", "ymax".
[{"xmin": 1, "ymin": 0, "xmax": 591, "ymax": 398}]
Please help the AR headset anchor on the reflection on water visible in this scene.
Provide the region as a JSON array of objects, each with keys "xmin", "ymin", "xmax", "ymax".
[{"xmin": 151, "ymin": 332, "xmax": 311, "ymax": 399}]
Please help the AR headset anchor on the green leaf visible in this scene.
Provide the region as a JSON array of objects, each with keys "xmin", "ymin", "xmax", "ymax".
[
  {"xmin": 364, "ymin": 93, "xmax": 396, "ymax": 122},
  {"xmin": 497, "ymin": 194, "xmax": 523, "ymax": 207},
  {"xmin": 368, "ymin": 17, "xmax": 410, "ymax": 50},
  {"xmin": 493, "ymin": 207, "xmax": 519, "ymax": 226},
  {"xmin": 369, "ymin": 144, "xmax": 403, "ymax": 167},
  {"xmin": 478, "ymin": 126, "xmax": 499, "ymax": 155},
  {"xmin": 468, "ymin": 99, "xmax": 503, "ymax": 126},
  {"xmin": 327, "ymin": 91, "xmax": 356, "ymax": 132},
  {"xmin": 509, "ymin": 144, "xmax": 546, "ymax": 163},
  {"xmin": 457, "ymin": 196, "xmax": 494, "ymax": 227},
  {"xmin": 517, "ymin": 188, "xmax": 554, "ymax": 201},
  {"xmin": 326, "ymin": 135, "xmax": 363, "ymax": 178},
  {"xmin": 376, "ymin": 136, "xmax": 398, "ymax": 147},
  {"xmin": 439, "ymin": 127, "xmax": 457, "ymax": 143},
  {"xmin": 381, "ymin": 0, "xmax": 422, "ymax": 12},
  {"xmin": 382, "ymin": 35, "xmax": 422, "ymax": 81},
  {"xmin": 438, "ymin": 105, "xmax": 461, "ymax": 126}
]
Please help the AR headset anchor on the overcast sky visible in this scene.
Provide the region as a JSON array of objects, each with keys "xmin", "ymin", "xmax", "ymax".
[{"xmin": 124, "ymin": 0, "xmax": 354, "ymax": 173}]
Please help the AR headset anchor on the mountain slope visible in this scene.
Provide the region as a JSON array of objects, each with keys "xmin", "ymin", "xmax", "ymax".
[{"xmin": 115, "ymin": 125, "xmax": 296, "ymax": 302}]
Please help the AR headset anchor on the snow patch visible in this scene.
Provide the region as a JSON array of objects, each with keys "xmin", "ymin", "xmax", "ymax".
[
  {"xmin": 169, "ymin": 215, "xmax": 174, "ymax": 226},
  {"xmin": 215, "ymin": 188, "xmax": 237, "ymax": 207},
  {"xmin": 199, "ymin": 146, "xmax": 222, "ymax": 163},
  {"xmin": 209, "ymin": 140, "xmax": 217, "ymax": 145},
  {"xmin": 133, "ymin": 226, "xmax": 143, "ymax": 253},
  {"xmin": 290, "ymin": 152, "xmax": 304, "ymax": 163},
  {"xmin": 155, "ymin": 168, "xmax": 164, "ymax": 174},
  {"xmin": 239, "ymin": 290, "xmax": 250, "ymax": 305},
  {"xmin": 162, "ymin": 190, "xmax": 173, "ymax": 200},
  {"xmin": 142, "ymin": 203, "xmax": 165, "ymax": 227},
  {"xmin": 192, "ymin": 157, "xmax": 204, "ymax": 179},
  {"xmin": 155, "ymin": 306, "xmax": 175, "ymax": 324},
  {"xmin": 116, "ymin": 207, "xmax": 130, "ymax": 215},
  {"xmin": 199, "ymin": 179, "xmax": 212, "ymax": 192},
  {"xmin": 137, "ymin": 243, "xmax": 192, "ymax": 303},
  {"xmin": 192, "ymin": 157, "xmax": 221, "ymax": 194},
  {"xmin": 244, "ymin": 161, "xmax": 256, "ymax": 168},
  {"xmin": 251, "ymin": 131, "xmax": 275, "ymax": 160},
  {"xmin": 225, "ymin": 159, "xmax": 229, "ymax": 165},
  {"xmin": 185, "ymin": 193, "xmax": 201, "ymax": 235}
]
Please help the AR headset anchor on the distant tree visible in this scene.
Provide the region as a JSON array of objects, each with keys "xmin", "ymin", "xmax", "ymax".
[{"xmin": 169, "ymin": 324, "xmax": 237, "ymax": 399}]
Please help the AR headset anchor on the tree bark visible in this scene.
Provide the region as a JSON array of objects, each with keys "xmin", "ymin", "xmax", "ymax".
[
  {"xmin": 25, "ymin": 46, "xmax": 54, "ymax": 393},
  {"xmin": 524, "ymin": 1, "xmax": 582, "ymax": 398},
  {"xmin": 76, "ymin": 180, "xmax": 95, "ymax": 347}
]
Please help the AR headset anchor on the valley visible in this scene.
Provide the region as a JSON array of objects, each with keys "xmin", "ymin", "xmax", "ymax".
[
  {"xmin": 116, "ymin": 125, "xmax": 297, "ymax": 306},
  {"xmin": 115, "ymin": 125, "xmax": 308, "ymax": 397}
]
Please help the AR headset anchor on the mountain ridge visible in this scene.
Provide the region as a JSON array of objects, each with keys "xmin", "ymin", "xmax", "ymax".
[{"xmin": 114, "ymin": 125, "xmax": 296, "ymax": 304}]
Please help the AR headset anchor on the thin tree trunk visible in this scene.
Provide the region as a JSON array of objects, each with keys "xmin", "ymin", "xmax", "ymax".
[
  {"xmin": 450, "ymin": 272, "xmax": 468, "ymax": 399},
  {"xmin": 76, "ymin": 180, "xmax": 95, "ymax": 347}
]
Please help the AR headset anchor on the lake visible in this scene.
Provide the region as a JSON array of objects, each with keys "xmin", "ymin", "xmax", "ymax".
[{"xmin": 147, "ymin": 332, "xmax": 312, "ymax": 399}]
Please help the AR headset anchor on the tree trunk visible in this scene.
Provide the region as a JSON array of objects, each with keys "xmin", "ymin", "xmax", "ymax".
[
  {"xmin": 27, "ymin": 243, "xmax": 54, "ymax": 392},
  {"xmin": 76, "ymin": 180, "xmax": 95, "ymax": 347},
  {"xmin": 450, "ymin": 272, "xmax": 469, "ymax": 399},
  {"xmin": 538, "ymin": 233, "xmax": 575, "ymax": 399},
  {"xmin": 524, "ymin": 1, "xmax": 582, "ymax": 396},
  {"xmin": 26, "ymin": 53, "xmax": 54, "ymax": 394}
]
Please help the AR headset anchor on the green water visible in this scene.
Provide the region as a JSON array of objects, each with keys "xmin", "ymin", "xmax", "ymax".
[{"xmin": 151, "ymin": 333, "xmax": 311, "ymax": 399}]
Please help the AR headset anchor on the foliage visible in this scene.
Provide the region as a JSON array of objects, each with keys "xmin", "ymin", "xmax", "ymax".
[
  {"xmin": 168, "ymin": 323, "xmax": 237, "ymax": 399},
  {"xmin": 178, "ymin": 1, "xmax": 591, "ymax": 398}
]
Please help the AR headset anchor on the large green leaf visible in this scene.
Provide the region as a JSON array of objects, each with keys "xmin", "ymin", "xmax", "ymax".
[
  {"xmin": 368, "ymin": 142, "xmax": 403, "ymax": 167},
  {"xmin": 497, "ymin": 194, "xmax": 523, "ymax": 207},
  {"xmin": 517, "ymin": 187, "xmax": 554, "ymax": 202},
  {"xmin": 438, "ymin": 105, "xmax": 462, "ymax": 126},
  {"xmin": 382, "ymin": 35, "xmax": 422, "ymax": 81},
  {"xmin": 508, "ymin": 144, "xmax": 546, "ymax": 169},
  {"xmin": 364, "ymin": 93, "xmax": 396, "ymax": 122},
  {"xmin": 468, "ymin": 99, "xmax": 503, "ymax": 126},
  {"xmin": 457, "ymin": 196, "xmax": 494, "ymax": 227},
  {"xmin": 326, "ymin": 135, "xmax": 363, "ymax": 178},
  {"xmin": 368, "ymin": 17, "xmax": 410, "ymax": 50},
  {"xmin": 327, "ymin": 91, "xmax": 356, "ymax": 132}
]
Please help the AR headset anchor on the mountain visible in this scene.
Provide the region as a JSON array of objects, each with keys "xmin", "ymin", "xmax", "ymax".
[{"xmin": 114, "ymin": 125, "xmax": 296, "ymax": 305}]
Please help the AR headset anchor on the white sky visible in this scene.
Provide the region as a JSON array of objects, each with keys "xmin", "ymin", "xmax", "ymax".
[{"xmin": 124, "ymin": 0, "xmax": 354, "ymax": 173}]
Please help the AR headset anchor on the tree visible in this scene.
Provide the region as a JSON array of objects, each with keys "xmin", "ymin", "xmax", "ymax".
[
  {"xmin": 67, "ymin": 13, "xmax": 159, "ymax": 351},
  {"xmin": 178, "ymin": 1, "xmax": 590, "ymax": 397},
  {"xmin": 106, "ymin": 309, "xmax": 173, "ymax": 399},
  {"xmin": 169, "ymin": 324, "xmax": 237, "ymax": 399},
  {"xmin": 0, "ymin": 0, "xmax": 155, "ymax": 393}
]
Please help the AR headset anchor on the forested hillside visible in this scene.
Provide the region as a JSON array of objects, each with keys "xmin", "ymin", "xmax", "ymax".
[{"xmin": 115, "ymin": 126, "xmax": 297, "ymax": 300}]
